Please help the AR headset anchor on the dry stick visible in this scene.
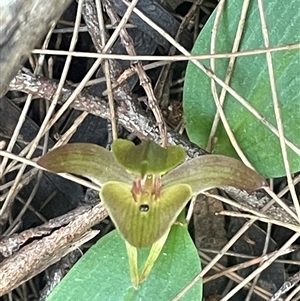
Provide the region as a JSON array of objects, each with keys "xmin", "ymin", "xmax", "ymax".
[
  {"xmin": 105, "ymin": 0, "xmax": 168, "ymax": 147},
  {"xmin": 121, "ymin": 1, "xmax": 300, "ymax": 157},
  {"xmin": 7, "ymin": 0, "xmax": 139, "ymax": 164},
  {"xmin": 17, "ymin": 196, "xmax": 48, "ymax": 224},
  {"xmin": 83, "ymin": 0, "xmax": 165, "ymax": 146},
  {"xmin": 209, "ymin": 192, "xmax": 299, "ymax": 225},
  {"xmin": 173, "ymin": 179, "xmax": 300, "ymax": 300},
  {"xmin": 199, "ymin": 252, "xmax": 272, "ymax": 300},
  {"xmin": 154, "ymin": 0, "xmax": 203, "ymax": 109},
  {"xmin": 0, "ymin": 204, "xmax": 107, "ymax": 296},
  {"xmin": 8, "ymin": 69, "xmax": 206, "ymax": 157},
  {"xmin": 285, "ymin": 285, "xmax": 300, "ymax": 301},
  {"xmin": 101, "ymin": 63, "xmax": 171, "ymax": 96},
  {"xmin": 208, "ymin": 0, "xmax": 225, "ymax": 152},
  {"xmin": 5, "ymin": 57, "xmax": 56, "ymax": 238},
  {"xmin": 0, "ymin": 0, "xmax": 140, "ymax": 222},
  {"xmin": 245, "ymin": 220, "xmax": 271, "ymax": 301},
  {"xmin": 207, "ymin": 0, "xmax": 250, "ymax": 154},
  {"xmin": 173, "ymin": 229, "xmax": 300, "ymax": 301},
  {"xmin": 0, "ymin": 22, "xmax": 56, "ymax": 178},
  {"xmin": 0, "ymin": 170, "xmax": 38, "ymax": 203},
  {"xmin": 220, "ymin": 233, "xmax": 300, "ymax": 301},
  {"xmin": 257, "ymin": 0, "xmax": 300, "ymax": 222},
  {"xmin": 45, "ymin": 0, "xmax": 139, "ymax": 142},
  {"xmin": 96, "ymin": 0, "xmax": 118, "ymax": 140},
  {"xmin": 4, "ymin": 172, "xmax": 44, "ymax": 236},
  {"xmin": 277, "ymin": 174, "xmax": 300, "ymax": 198},
  {"xmin": 203, "ymin": 245, "xmax": 291, "ymax": 284},
  {"xmin": 31, "ymin": 42, "xmax": 300, "ymax": 61},
  {"xmin": 52, "ymin": 23, "xmax": 137, "ymax": 34},
  {"xmin": 266, "ymin": 188, "xmax": 298, "ymax": 222},
  {"xmin": 200, "ymin": 248, "xmax": 300, "ymax": 266},
  {"xmin": 102, "ymin": 65, "xmax": 140, "ymax": 95},
  {"xmin": 206, "ymin": 193, "xmax": 300, "ymax": 231},
  {"xmin": 82, "ymin": 0, "xmax": 118, "ymax": 140},
  {"xmin": 208, "ymin": 0, "xmax": 299, "ymax": 223},
  {"xmin": 0, "ymin": 203, "xmax": 93, "ymax": 256},
  {"xmin": 48, "ymin": 48, "xmax": 90, "ymax": 149},
  {"xmin": 1, "ymin": 176, "xmax": 22, "ymax": 192},
  {"xmin": 271, "ymin": 270, "xmax": 300, "ymax": 301},
  {"xmin": 55, "ymin": 112, "xmax": 90, "ymax": 147},
  {"xmin": 1, "ymin": 93, "xmax": 34, "ymax": 177},
  {"xmin": 186, "ymin": 195, "xmax": 197, "ymax": 225},
  {"xmin": 193, "ymin": 3, "xmax": 201, "ymax": 41},
  {"xmin": 0, "ymin": 1, "xmax": 85, "ymax": 223},
  {"xmin": 217, "ymin": 211, "xmax": 300, "ymax": 233}
]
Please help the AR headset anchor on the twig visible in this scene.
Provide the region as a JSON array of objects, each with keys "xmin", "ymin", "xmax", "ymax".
[
  {"xmin": 271, "ymin": 270, "xmax": 300, "ymax": 301},
  {"xmin": 0, "ymin": 203, "xmax": 107, "ymax": 296},
  {"xmin": 122, "ymin": 1, "xmax": 300, "ymax": 157},
  {"xmin": 9, "ymin": 69, "xmax": 207, "ymax": 157},
  {"xmin": 216, "ymin": 211, "xmax": 300, "ymax": 233},
  {"xmin": 154, "ymin": 0, "xmax": 203, "ymax": 109},
  {"xmin": 82, "ymin": 0, "xmax": 119, "ymax": 141},
  {"xmin": 31, "ymin": 43, "xmax": 300, "ymax": 62},
  {"xmin": 104, "ymin": 0, "xmax": 168, "ymax": 147},
  {"xmin": 199, "ymin": 251, "xmax": 272, "ymax": 300},
  {"xmin": 257, "ymin": 0, "xmax": 300, "ymax": 222},
  {"xmin": 0, "ymin": 0, "xmax": 143, "ymax": 225},
  {"xmin": 0, "ymin": 22, "xmax": 56, "ymax": 177},
  {"xmin": 203, "ymin": 247, "xmax": 293, "ymax": 284},
  {"xmin": 0, "ymin": 0, "xmax": 85, "ymax": 225},
  {"xmin": 221, "ymin": 233, "xmax": 300, "ymax": 301},
  {"xmin": 0, "ymin": 0, "xmax": 73, "ymax": 96},
  {"xmin": 208, "ymin": 0, "xmax": 251, "ymax": 161}
]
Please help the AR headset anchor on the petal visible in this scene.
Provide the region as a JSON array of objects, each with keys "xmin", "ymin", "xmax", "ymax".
[
  {"xmin": 162, "ymin": 155, "xmax": 267, "ymax": 194},
  {"xmin": 37, "ymin": 143, "xmax": 133, "ymax": 186}
]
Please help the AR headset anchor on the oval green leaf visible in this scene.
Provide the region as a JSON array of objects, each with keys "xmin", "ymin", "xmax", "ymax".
[
  {"xmin": 46, "ymin": 227, "xmax": 202, "ymax": 301},
  {"xmin": 37, "ymin": 143, "xmax": 134, "ymax": 186},
  {"xmin": 112, "ymin": 139, "xmax": 186, "ymax": 176},
  {"xmin": 183, "ymin": 0, "xmax": 300, "ymax": 177},
  {"xmin": 163, "ymin": 154, "xmax": 267, "ymax": 195},
  {"xmin": 100, "ymin": 181, "xmax": 192, "ymax": 248}
]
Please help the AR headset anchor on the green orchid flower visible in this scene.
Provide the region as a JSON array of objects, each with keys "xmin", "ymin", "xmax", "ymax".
[{"xmin": 38, "ymin": 139, "xmax": 267, "ymax": 288}]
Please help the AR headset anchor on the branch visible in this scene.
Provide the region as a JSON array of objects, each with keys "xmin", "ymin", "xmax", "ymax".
[
  {"xmin": 0, "ymin": 0, "xmax": 73, "ymax": 97},
  {"xmin": 9, "ymin": 69, "xmax": 207, "ymax": 158},
  {"xmin": 0, "ymin": 202, "xmax": 107, "ymax": 296}
]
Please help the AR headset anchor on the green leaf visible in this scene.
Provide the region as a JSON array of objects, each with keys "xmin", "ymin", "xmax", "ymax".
[
  {"xmin": 163, "ymin": 154, "xmax": 267, "ymax": 194},
  {"xmin": 183, "ymin": 0, "xmax": 300, "ymax": 177},
  {"xmin": 112, "ymin": 139, "xmax": 186, "ymax": 176},
  {"xmin": 37, "ymin": 143, "xmax": 134, "ymax": 186},
  {"xmin": 100, "ymin": 181, "xmax": 192, "ymax": 248},
  {"xmin": 46, "ymin": 227, "xmax": 202, "ymax": 301}
]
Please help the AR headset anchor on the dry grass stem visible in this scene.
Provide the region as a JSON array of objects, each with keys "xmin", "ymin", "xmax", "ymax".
[{"xmin": 31, "ymin": 42, "xmax": 300, "ymax": 60}]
